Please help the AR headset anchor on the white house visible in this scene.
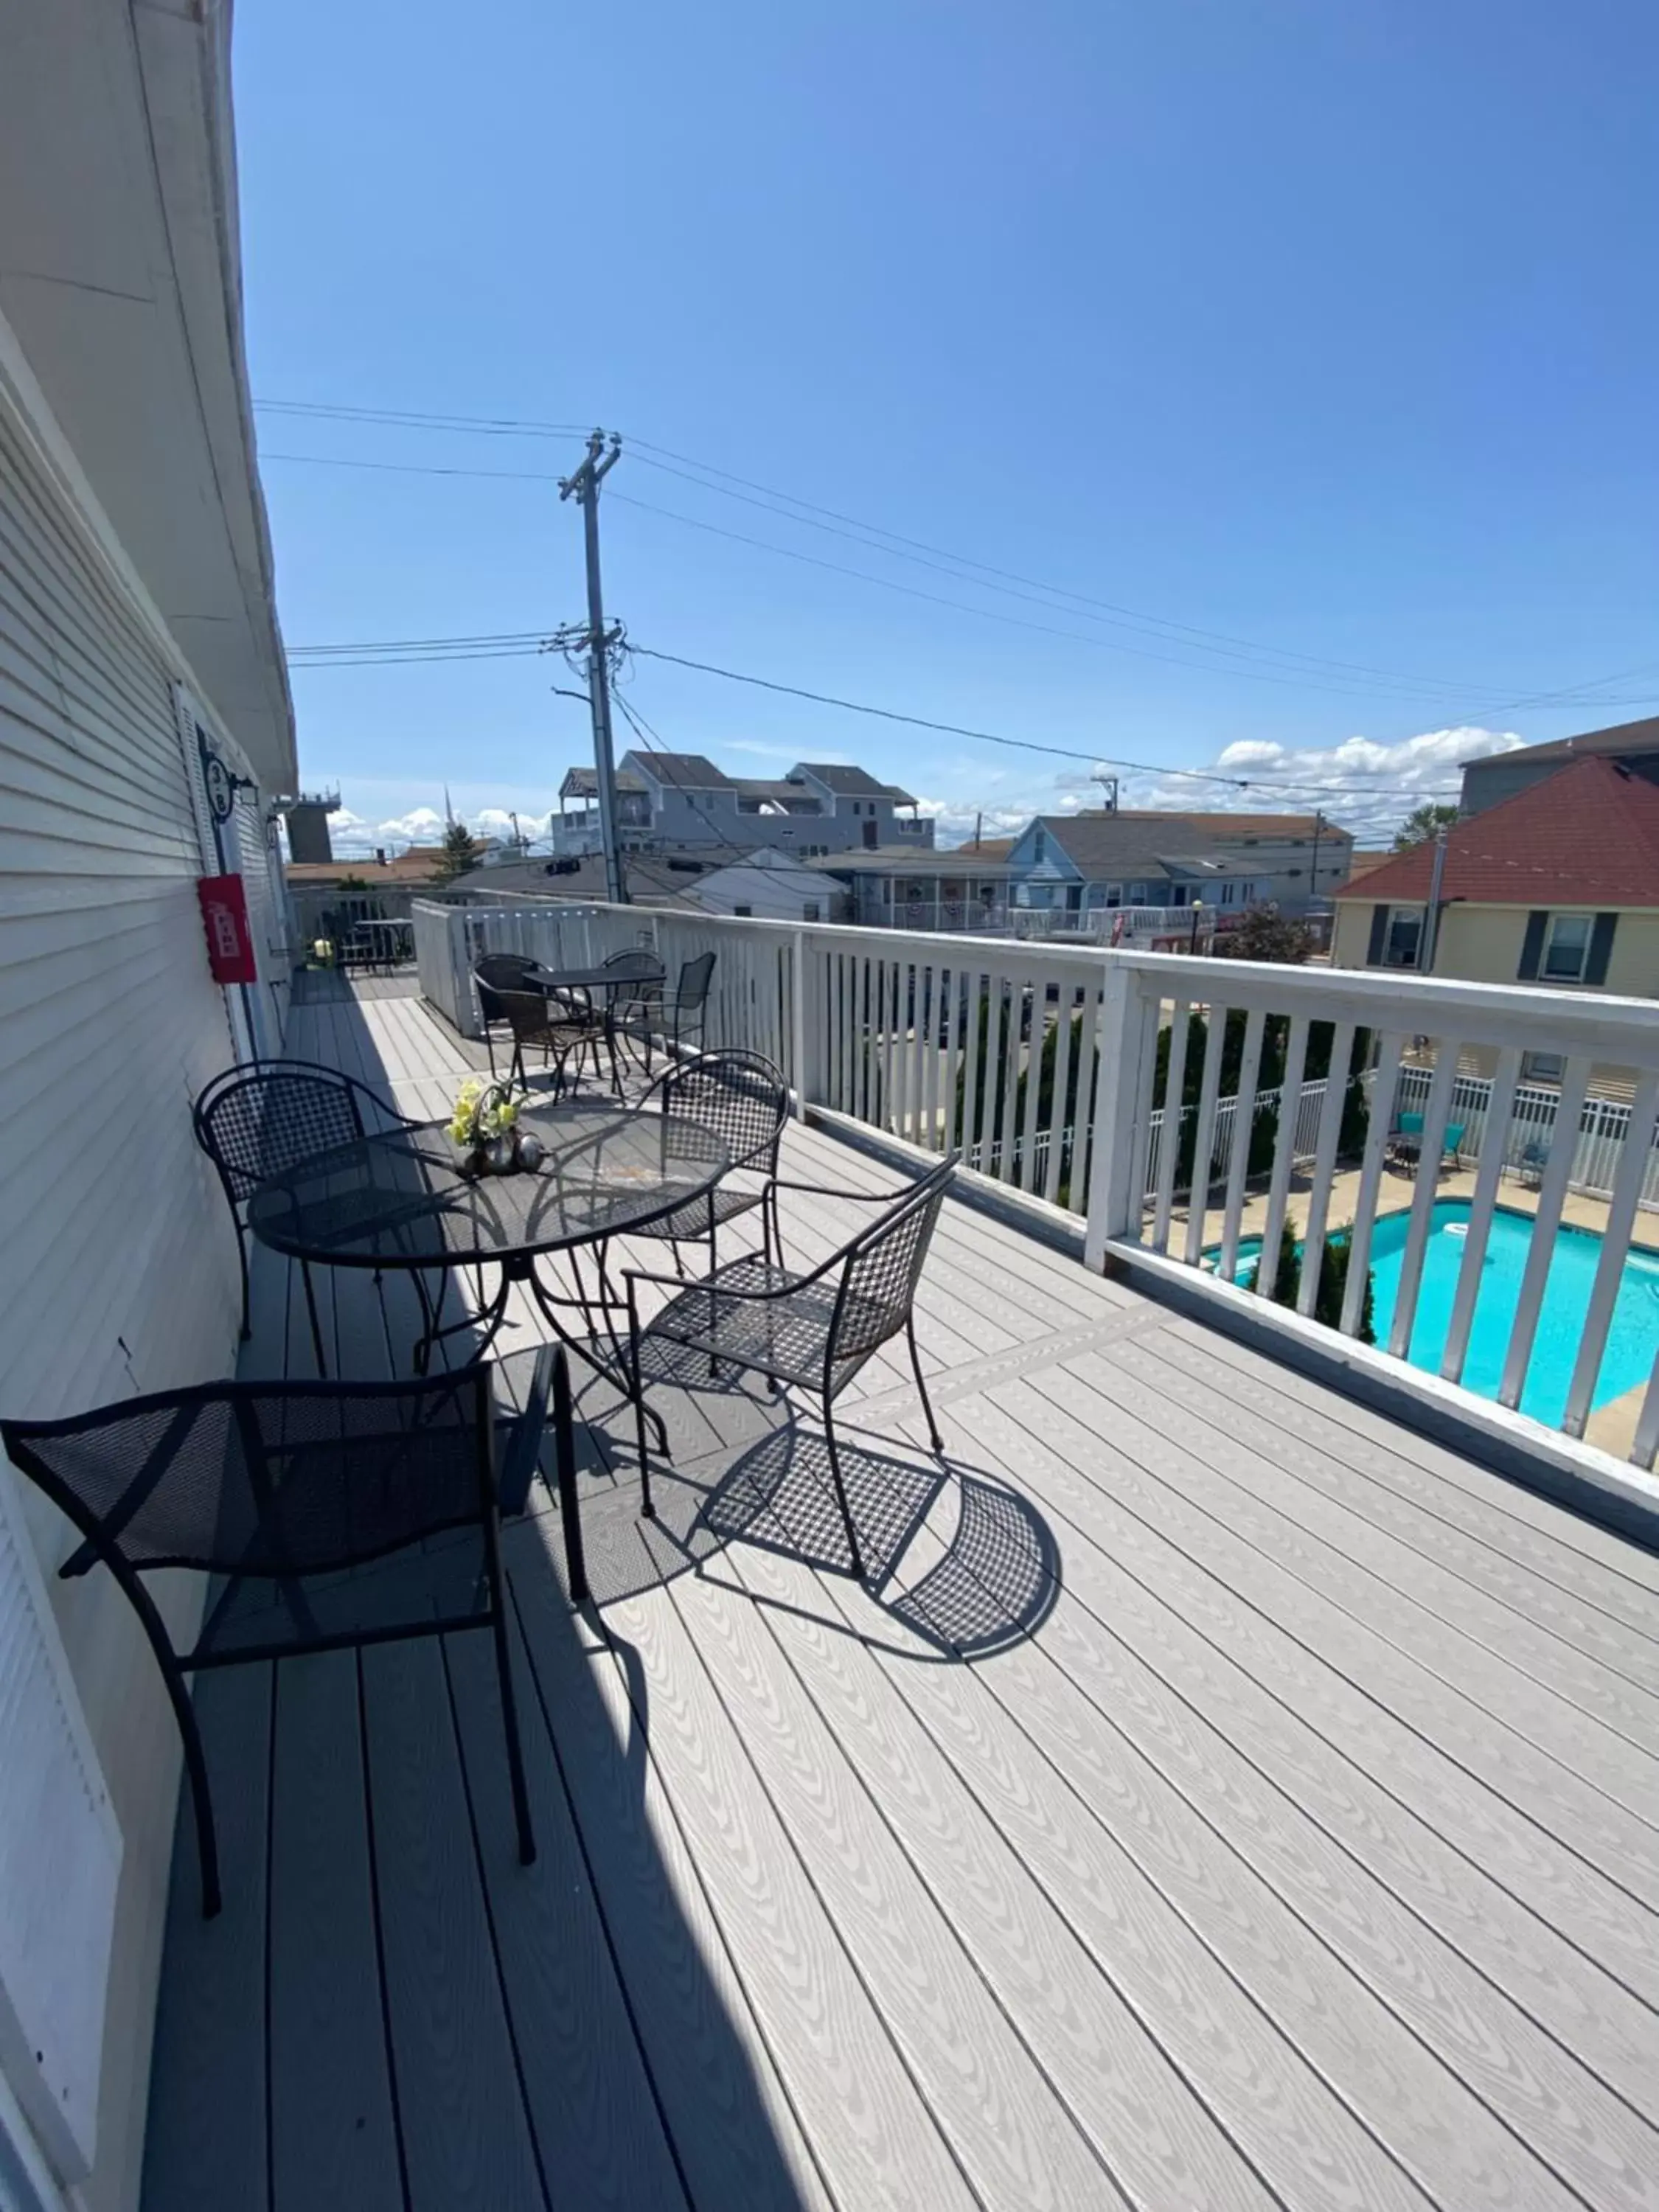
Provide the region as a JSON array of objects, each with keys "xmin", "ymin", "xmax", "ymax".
[
  {"xmin": 686, "ymin": 848, "xmax": 849, "ymax": 923},
  {"xmin": 0, "ymin": 9, "xmax": 294, "ymax": 2206}
]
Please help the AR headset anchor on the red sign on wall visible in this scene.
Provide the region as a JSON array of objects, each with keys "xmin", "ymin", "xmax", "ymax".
[{"xmin": 196, "ymin": 874, "xmax": 259, "ymax": 986}]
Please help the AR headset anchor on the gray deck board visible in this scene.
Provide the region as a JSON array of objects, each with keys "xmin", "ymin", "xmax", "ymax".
[
  {"xmin": 267, "ymin": 1651, "xmax": 402, "ymax": 2212},
  {"xmin": 139, "ymin": 978, "xmax": 1659, "ymax": 2212}
]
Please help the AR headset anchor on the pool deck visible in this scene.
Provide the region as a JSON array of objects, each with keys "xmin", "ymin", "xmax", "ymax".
[
  {"xmin": 1172, "ymin": 1162, "xmax": 1655, "ymax": 1457},
  {"xmin": 140, "ymin": 976, "xmax": 1659, "ymax": 2212}
]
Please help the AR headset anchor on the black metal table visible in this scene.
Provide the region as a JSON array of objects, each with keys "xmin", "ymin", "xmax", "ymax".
[
  {"xmin": 529, "ymin": 959, "xmax": 668, "ymax": 1088},
  {"xmin": 246, "ymin": 1098, "xmax": 728, "ymax": 1395}
]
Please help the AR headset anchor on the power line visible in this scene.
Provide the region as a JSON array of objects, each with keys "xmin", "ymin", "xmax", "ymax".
[
  {"xmin": 251, "ymin": 401, "xmax": 1503, "ymax": 701},
  {"xmin": 623, "ymin": 643, "xmax": 1462, "ymax": 806},
  {"xmin": 263, "ymin": 448, "xmax": 1492, "ymax": 704},
  {"xmin": 260, "ymin": 423, "xmax": 1659, "ymax": 717}
]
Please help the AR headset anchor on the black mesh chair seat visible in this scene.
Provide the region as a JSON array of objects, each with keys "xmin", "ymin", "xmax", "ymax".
[
  {"xmin": 639, "ymin": 1256, "xmax": 910, "ymax": 1388},
  {"xmin": 0, "ymin": 1347, "xmax": 584, "ymax": 1918},
  {"xmin": 626, "ymin": 1155, "xmax": 959, "ymax": 1579}
]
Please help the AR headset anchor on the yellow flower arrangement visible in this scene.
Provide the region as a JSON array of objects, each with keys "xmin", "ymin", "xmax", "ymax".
[{"xmin": 447, "ymin": 1077, "xmax": 522, "ymax": 1147}]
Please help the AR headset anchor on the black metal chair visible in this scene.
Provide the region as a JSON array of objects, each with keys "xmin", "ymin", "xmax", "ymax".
[
  {"xmin": 0, "ymin": 1346, "xmax": 577, "ymax": 1918},
  {"xmin": 473, "ymin": 952, "xmax": 543, "ymax": 1078},
  {"xmin": 658, "ymin": 950, "xmax": 716, "ymax": 1053},
  {"xmin": 626, "ymin": 1050, "xmax": 792, "ymax": 1275},
  {"xmin": 489, "ymin": 981, "xmax": 605, "ymax": 1091},
  {"xmin": 625, "ymin": 1154, "xmax": 958, "ymax": 1579},
  {"xmin": 598, "ymin": 949, "xmax": 667, "ymax": 1087},
  {"xmin": 192, "ymin": 1060, "xmax": 423, "ymax": 1371}
]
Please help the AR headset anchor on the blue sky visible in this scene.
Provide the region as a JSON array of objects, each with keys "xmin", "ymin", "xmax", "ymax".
[{"xmin": 236, "ymin": 1, "xmax": 1659, "ymax": 850}]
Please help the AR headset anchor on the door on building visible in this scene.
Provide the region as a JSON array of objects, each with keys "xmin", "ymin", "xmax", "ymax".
[{"xmin": 863, "ymin": 819, "xmax": 879, "ymax": 849}]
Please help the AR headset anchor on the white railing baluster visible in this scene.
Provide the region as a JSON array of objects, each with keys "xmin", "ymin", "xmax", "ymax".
[
  {"xmin": 1182, "ymin": 1004, "xmax": 1229, "ymax": 1266},
  {"xmin": 1340, "ymin": 1032, "xmax": 1405, "ymax": 1338},
  {"xmin": 1217, "ymin": 1006, "xmax": 1265, "ymax": 1285},
  {"xmin": 1016, "ymin": 970, "xmax": 1048, "ymax": 1194},
  {"xmin": 1441, "ymin": 1046, "xmax": 1521, "ymax": 1384},
  {"xmin": 918, "ymin": 961, "xmax": 940, "ymax": 1155},
  {"xmin": 1499, "ymin": 1056, "xmax": 1592, "ymax": 1411},
  {"xmin": 1297, "ymin": 1020, "xmax": 1357, "ymax": 1316},
  {"xmin": 1563, "ymin": 1069, "xmax": 1659, "ymax": 1437},
  {"xmin": 1150, "ymin": 999, "xmax": 1191, "ymax": 1253},
  {"xmin": 1043, "ymin": 977, "xmax": 1078, "ymax": 1206},
  {"xmin": 940, "ymin": 963, "xmax": 963, "ymax": 1157},
  {"xmin": 1632, "ymin": 1352, "xmax": 1659, "ymax": 1470},
  {"xmin": 959, "ymin": 959, "xmax": 986, "ymax": 1170},
  {"xmin": 1254, "ymin": 1015, "xmax": 1307, "ymax": 1300},
  {"xmin": 1386, "ymin": 1042, "xmax": 1460, "ymax": 1355},
  {"xmin": 987, "ymin": 969, "xmax": 1013, "ymax": 1177}
]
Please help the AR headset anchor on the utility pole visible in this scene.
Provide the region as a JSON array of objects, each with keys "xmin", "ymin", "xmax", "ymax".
[
  {"xmin": 1091, "ymin": 773, "xmax": 1119, "ymax": 813},
  {"xmin": 1309, "ymin": 808, "xmax": 1324, "ymax": 902},
  {"xmin": 1421, "ymin": 827, "xmax": 1449, "ymax": 973},
  {"xmin": 559, "ymin": 430, "xmax": 627, "ymax": 905}
]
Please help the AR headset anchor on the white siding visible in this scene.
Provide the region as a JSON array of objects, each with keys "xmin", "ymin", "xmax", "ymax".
[{"xmin": 0, "ymin": 393, "xmax": 260, "ymax": 2210}]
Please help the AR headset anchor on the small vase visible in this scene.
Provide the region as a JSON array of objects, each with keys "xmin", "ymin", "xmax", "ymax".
[{"xmin": 512, "ymin": 1130, "xmax": 545, "ymax": 1174}]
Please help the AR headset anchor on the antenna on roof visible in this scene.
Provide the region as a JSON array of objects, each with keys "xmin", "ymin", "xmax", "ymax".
[{"xmin": 1091, "ymin": 773, "xmax": 1119, "ymax": 813}]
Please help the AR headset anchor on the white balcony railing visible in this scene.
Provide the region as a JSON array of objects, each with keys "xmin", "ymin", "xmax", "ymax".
[{"xmin": 413, "ymin": 894, "xmax": 1659, "ymax": 1495}]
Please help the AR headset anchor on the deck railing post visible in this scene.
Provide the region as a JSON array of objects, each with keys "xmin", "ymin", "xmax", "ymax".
[{"xmin": 1084, "ymin": 956, "xmax": 1158, "ymax": 1271}]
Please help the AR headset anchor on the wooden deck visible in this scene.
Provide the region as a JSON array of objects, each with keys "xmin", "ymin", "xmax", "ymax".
[{"xmin": 142, "ymin": 977, "xmax": 1659, "ymax": 2211}]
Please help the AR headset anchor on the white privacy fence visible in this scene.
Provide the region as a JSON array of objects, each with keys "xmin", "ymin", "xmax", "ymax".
[{"xmin": 411, "ymin": 894, "xmax": 1659, "ymax": 1473}]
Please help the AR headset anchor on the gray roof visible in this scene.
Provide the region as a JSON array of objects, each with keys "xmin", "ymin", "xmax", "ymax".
[
  {"xmin": 624, "ymin": 751, "xmax": 738, "ymax": 791},
  {"xmin": 1463, "ymin": 715, "xmax": 1659, "ymax": 768},
  {"xmin": 793, "ymin": 762, "xmax": 915, "ymax": 801},
  {"xmin": 560, "ymin": 764, "xmax": 647, "ymax": 797},
  {"xmin": 804, "ymin": 847, "xmax": 1015, "ymax": 877},
  {"xmin": 1037, "ymin": 815, "xmax": 1266, "ymax": 880},
  {"xmin": 447, "ymin": 855, "xmax": 702, "ymax": 905}
]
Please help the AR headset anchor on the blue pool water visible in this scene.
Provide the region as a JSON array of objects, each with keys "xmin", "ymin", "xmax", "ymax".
[{"xmin": 1221, "ymin": 1203, "xmax": 1659, "ymax": 1428}]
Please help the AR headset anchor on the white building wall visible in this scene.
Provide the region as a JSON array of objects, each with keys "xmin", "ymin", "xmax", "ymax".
[{"xmin": 0, "ymin": 372, "xmax": 263, "ymax": 2210}]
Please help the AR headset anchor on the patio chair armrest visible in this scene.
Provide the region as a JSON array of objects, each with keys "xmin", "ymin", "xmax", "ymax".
[
  {"xmin": 496, "ymin": 1342, "xmax": 557, "ymax": 1517},
  {"xmin": 762, "ymin": 1175, "xmax": 909, "ymax": 1203}
]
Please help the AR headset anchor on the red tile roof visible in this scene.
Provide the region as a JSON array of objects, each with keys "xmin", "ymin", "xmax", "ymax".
[{"xmin": 1335, "ymin": 757, "xmax": 1659, "ymax": 908}]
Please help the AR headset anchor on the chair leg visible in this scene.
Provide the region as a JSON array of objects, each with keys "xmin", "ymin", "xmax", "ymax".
[
  {"xmin": 906, "ymin": 1317, "xmax": 945, "ymax": 1453},
  {"xmin": 629, "ymin": 1298, "xmax": 655, "ymax": 1519},
  {"xmin": 301, "ymin": 1261, "xmax": 328, "ymax": 1378},
  {"xmin": 481, "ymin": 1521, "xmax": 535, "ymax": 1865},
  {"xmin": 236, "ymin": 1220, "xmax": 252, "ymax": 1342},
  {"xmin": 821, "ymin": 1399, "xmax": 866, "ymax": 1581}
]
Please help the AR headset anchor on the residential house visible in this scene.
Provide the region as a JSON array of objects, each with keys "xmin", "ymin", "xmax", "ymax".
[
  {"xmin": 684, "ymin": 848, "xmax": 848, "ymax": 923},
  {"xmin": 1004, "ymin": 810, "xmax": 1353, "ymax": 920},
  {"xmin": 0, "ymin": 7, "xmax": 296, "ymax": 2202},
  {"xmin": 549, "ymin": 751, "xmax": 934, "ymax": 857},
  {"xmin": 551, "ymin": 762, "xmax": 652, "ymax": 851},
  {"xmin": 808, "ymin": 844, "xmax": 1018, "ymax": 931},
  {"xmin": 1460, "ymin": 714, "xmax": 1659, "ymax": 816},
  {"xmin": 1332, "ymin": 755, "xmax": 1659, "ymax": 1085}
]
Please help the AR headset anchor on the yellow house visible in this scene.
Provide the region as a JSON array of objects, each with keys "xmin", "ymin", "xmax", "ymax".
[{"xmin": 1332, "ymin": 756, "xmax": 1659, "ymax": 1085}]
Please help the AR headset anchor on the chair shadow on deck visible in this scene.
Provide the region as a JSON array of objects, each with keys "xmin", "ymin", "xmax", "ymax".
[{"xmin": 563, "ymin": 1338, "xmax": 1061, "ymax": 1662}]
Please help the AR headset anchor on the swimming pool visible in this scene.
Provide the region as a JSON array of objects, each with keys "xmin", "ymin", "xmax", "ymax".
[{"xmin": 1218, "ymin": 1202, "xmax": 1659, "ymax": 1428}]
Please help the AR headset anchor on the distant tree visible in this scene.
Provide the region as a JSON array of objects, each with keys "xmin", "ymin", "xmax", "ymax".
[
  {"xmin": 1391, "ymin": 800, "xmax": 1459, "ymax": 851},
  {"xmin": 438, "ymin": 821, "xmax": 479, "ymax": 880},
  {"xmin": 1213, "ymin": 905, "xmax": 1315, "ymax": 964}
]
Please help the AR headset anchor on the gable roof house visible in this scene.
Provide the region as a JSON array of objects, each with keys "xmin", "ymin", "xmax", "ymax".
[
  {"xmin": 1334, "ymin": 757, "xmax": 1659, "ymax": 1006},
  {"xmin": 1004, "ymin": 810, "xmax": 1352, "ymax": 921},
  {"xmin": 0, "ymin": 7, "xmax": 299, "ymax": 2204},
  {"xmin": 1005, "ymin": 815, "xmax": 1267, "ymax": 919}
]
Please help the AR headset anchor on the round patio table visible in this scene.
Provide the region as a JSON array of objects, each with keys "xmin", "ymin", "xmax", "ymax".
[{"xmin": 247, "ymin": 1097, "xmax": 728, "ymax": 1394}]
